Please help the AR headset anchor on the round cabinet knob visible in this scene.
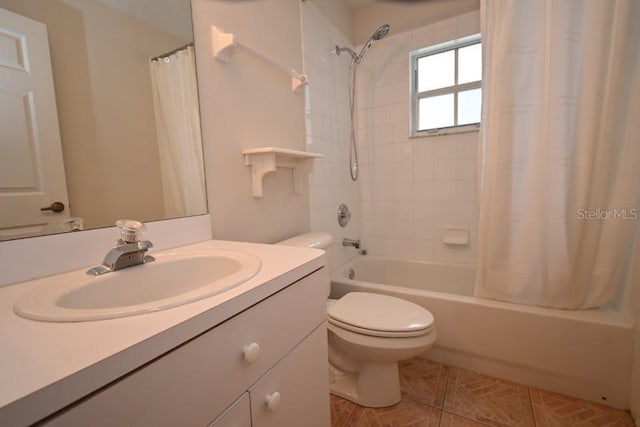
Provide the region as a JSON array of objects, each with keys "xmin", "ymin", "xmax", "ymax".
[
  {"xmin": 242, "ymin": 342, "xmax": 260, "ymax": 363},
  {"xmin": 265, "ymin": 392, "xmax": 281, "ymax": 412}
]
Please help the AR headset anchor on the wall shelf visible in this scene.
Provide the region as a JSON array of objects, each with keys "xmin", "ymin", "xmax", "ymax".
[
  {"xmin": 242, "ymin": 147, "xmax": 323, "ymax": 197},
  {"xmin": 211, "ymin": 26, "xmax": 308, "ymax": 93}
]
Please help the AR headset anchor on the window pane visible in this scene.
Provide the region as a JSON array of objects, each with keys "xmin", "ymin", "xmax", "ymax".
[
  {"xmin": 458, "ymin": 43, "xmax": 482, "ymax": 84},
  {"xmin": 417, "ymin": 50, "xmax": 454, "ymax": 92},
  {"xmin": 458, "ymin": 88, "xmax": 482, "ymax": 125},
  {"xmin": 419, "ymin": 94, "xmax": 454, "ymax": 130}
]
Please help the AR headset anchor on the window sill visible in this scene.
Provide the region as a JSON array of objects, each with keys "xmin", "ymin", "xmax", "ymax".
[{"xmin": 411, "ymin": 123, "xmax": 480, "ymax": 139}]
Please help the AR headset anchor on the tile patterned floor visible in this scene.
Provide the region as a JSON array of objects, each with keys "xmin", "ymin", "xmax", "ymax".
[{"xmin": 330, "ymin": 359, "xmax": 636, "ymax": 427}]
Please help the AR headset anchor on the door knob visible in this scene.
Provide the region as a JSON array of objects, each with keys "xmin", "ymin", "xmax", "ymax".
[{"xmin": 41, "ymin": 201, "xmax": 65, "ymax": 213}]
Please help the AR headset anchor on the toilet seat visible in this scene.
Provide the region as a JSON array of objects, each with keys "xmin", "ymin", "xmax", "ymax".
[
  {"xmin": 327, "ymin": 292, "xmax": 434, "ymax": 338},
  {"xmin": 328, "ymin": 317, "xmax": 434, "ymax": 338}
]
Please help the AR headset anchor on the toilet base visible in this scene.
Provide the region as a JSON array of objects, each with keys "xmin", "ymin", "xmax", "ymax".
[{"xmin": 329, "ymin": 360, "xmax": 401, "ymax": 407}]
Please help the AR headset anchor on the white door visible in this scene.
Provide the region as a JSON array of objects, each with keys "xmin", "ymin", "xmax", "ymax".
[{"xmin": 0, "ymin": 7, "xmax": 69, "ymax": 240}]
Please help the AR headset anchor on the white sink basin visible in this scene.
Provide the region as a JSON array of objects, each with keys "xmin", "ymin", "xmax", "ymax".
[{"xmin": 14, "ymin": 250, "xmax": 262, "ymax": 322}]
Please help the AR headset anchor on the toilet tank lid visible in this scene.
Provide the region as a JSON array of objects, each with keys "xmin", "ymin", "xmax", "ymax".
[{"xmin": 276, "ymin": 232, "xmax": 333, "ymax": 249}]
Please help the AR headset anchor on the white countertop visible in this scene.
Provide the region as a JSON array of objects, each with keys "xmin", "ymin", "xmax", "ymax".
[{"xmin": 0, "ymin": 239, "xmax": 324, "ymax": 426}]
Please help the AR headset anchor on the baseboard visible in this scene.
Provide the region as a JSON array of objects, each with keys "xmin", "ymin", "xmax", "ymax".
[{"xmin": 422, "ymin": 345, "xmax": 628, "ymax": 410}]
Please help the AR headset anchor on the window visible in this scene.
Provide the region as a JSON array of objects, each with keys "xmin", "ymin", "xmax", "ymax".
[{"xmin": 410, "ymin": 34, "xmax": 482, "ymax": 137}]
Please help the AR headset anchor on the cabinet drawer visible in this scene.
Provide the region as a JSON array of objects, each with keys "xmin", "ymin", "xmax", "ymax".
[
  {"xmin": 250, "ymin": 323, "xmax": 330, "ymax": 427},
  {"xmin": 208, "ymin": 393, "xmax": 250, "ymax": 427},
  {"xmin": 43, "ymin": 268, "xmax": 327, "ymax": 427}
]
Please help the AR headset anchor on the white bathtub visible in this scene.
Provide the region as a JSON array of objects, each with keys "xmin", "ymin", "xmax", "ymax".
[{"xmin": 331, "ymin": 255, "xmax": 634, "ymax": 409}]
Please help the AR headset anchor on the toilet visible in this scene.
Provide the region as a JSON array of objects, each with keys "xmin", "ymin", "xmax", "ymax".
[{"xmin": 277, "ymin": 232, "xmax": 436, "ymax": 408}]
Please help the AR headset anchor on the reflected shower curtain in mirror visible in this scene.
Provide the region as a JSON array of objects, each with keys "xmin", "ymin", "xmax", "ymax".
[
  {"xmin": 150, "ymin": 45, "xmax": 207, "ymax": 218},
  {"xmin": 475, "ymin": 0, "xmax": 640, "ymax": 309}
]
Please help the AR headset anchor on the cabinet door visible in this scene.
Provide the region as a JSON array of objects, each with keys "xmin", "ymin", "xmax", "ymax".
[
  {"xmin": 250, "ymin": 324, "xmax": 330, "ymax": 427},
  {"xmin": 208, "ymin": 393, "xmax": 250, "ymax": 427}
]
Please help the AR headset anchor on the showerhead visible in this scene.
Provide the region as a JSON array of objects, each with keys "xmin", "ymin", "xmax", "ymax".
[
  {"xmin": 355, "ymin": 24, "xmax": 390, "ymax": 63},
  {"xmin": 372, "ymin": 24, "xmax": 390, "ymax": 41},
  {"xmin": 332, "ymin": 24, "xmax": 391, "ymax": 65}
]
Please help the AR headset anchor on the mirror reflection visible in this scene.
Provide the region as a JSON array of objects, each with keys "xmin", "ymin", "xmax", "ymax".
[{"xmin": 0, "ymin": 0, "xmax": 206, "ymax": 242}]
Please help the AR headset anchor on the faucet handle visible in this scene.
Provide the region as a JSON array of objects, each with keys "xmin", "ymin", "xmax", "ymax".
[{"xmin": 115, "ymin": 219, "xmax": 146, "ymax": 243}]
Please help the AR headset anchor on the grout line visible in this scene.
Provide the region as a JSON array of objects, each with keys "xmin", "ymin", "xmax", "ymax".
[
  {"xmin": 342, "ymin": 401, "xmax": 357, "ymax": 426},
  {"xmin": 402, "ymin": 393, "xmax": 441, "ymax": 411},
  {"xmin": 528, "ymin": 386, "xmax": 538, "ymax": 427},
  {"xmin": 441, "ymin": 363, "xmax": 451, "ymax": 411}
]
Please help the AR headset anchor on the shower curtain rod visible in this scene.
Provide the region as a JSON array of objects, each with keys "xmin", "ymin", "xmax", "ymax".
[{"xmin": 151, "ymin": 42, "xmax": 194, "ymax": 61}]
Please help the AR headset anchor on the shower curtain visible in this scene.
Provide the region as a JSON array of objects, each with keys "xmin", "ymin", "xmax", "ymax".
[
  {"xmin": 150, "ymin": 45, "xmax": 207, "ymax": 218},
  {"xmin": 475, "ymin": 0, "xmax": 640, "ymax": 309}
]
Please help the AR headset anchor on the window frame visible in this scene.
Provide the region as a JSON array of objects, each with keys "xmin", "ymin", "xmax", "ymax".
[{"xmin": 410, "ymin": 33, "xmax": 482, "ymax": 138}]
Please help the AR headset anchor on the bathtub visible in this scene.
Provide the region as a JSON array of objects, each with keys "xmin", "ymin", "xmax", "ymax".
[{"xmin": 331, "ymin": 255, "xmax": 634, "ymax": 409}]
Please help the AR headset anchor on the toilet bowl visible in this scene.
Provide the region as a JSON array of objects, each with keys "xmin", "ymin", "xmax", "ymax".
[{"xmin": 276, "ymin": 233, "xmax": 436, "ymax": 407}]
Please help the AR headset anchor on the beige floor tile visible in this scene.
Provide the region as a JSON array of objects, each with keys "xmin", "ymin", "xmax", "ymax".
[
  {"xmin": 440, "ymin": 411, "xmax": 492, "ymax": 426},
  {"xmin": 346, "ymin": 398, "xmax": 441, "ymax": 427},
  {"xmin": 399, "ymin": 358, "xmax": 449, "ymax": 408},
  {"xmin": 330, "ymin": 360, "xmax": 638, "ymax": 427},
  {"xmin": 530, "ymin": 388, "xmax": 635, "ymax": 427},
  {"xmin": 331, "ymin": 394, "xmax": 358, "ymax": 427},
  {"xmin": 443, "ymin": 367, "xmax": 535, "ymax": 426}
]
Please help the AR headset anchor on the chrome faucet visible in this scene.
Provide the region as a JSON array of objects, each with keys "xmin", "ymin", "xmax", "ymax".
[
  {"xmin": 342, "ymin": 238, "xmax": 360, "ymax": 249},
  {"xmin": 87, "ymin": 220, "xmax": 155, "ymax": 276}
]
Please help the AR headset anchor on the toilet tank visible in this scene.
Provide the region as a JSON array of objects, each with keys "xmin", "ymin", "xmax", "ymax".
[{"xmin": 276, "ymin": 232, "xmax": 333, "ymax": 297}]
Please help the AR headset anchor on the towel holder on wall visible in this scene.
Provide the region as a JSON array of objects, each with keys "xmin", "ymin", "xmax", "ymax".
[{"xmin": 211, "ymin": 25, "xmax": 308, "ymax": 93}]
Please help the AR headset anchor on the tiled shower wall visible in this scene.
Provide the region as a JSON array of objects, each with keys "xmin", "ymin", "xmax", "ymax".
[
  {"xmin": 302, "ymin": 2, "xmax": 361, "ymax": 269},
  {"xmin": 355, "ymin": 11, "xmax": 481, "ymax": 265}
]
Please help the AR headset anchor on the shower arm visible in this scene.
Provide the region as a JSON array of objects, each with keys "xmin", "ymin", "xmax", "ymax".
[{"xmin": 333, "ymin": 45, "xmax": 359, "ymax": 63}]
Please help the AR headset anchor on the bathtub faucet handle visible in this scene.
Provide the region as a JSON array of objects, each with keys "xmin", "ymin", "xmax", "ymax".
[{"xmin": 342, "ymin": 238, "xmax": 360, "ymax": 249}]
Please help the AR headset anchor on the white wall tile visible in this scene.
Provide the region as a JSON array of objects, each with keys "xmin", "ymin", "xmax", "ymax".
[
  {"xmin": 456, "ymin": 156, "xmax": 477, "ymax": 180},
  {"xmin": 414, "ymin": 182, "xmax": 435, "ymax": 202},
  {"xmin": 303, "ymin": 2, "xmax": 361, "ymax": 269},
  {"xmin": 414, "ymin": 220, "xmax": 436, "ymax": 239},
  {"xmin": 413, "ymin": 199, "xmax": 435, "ymax": 220},
  {"xmin": 413, "ymin": 160, "xmax": 435, "ymax": 182},
  {"xmin": 371, "ymin": 125, "xmax": 394, "ymax": 145},
  {"xmin": 347, "ymin": 12, "xmax": 479, "ymax": 263},
  {"xmin": 413, "ymin": 239, "xmax": 435, "ymax": 260},
  {"xmin": 457, "ymin": 132, "xmax": 479, "ymax": 157},
  {"xmin": 410, "ymin": 24, "xmax": 435, "ymax": 50},
  {"xmin": 433, "ymin": 138, "xmax": 458, "ymax": 159},
  {"xmin": 457, "ymin": 10, "xmax": 481, "ymax": 36},
  {"xmin": 434, "ymin": 180, "xmax": 456, "ymax": 201},
  {"xmin": 433, "ymin": 17, "xmax": 459, "ymax": 45},
  {"xmin": 393, "ymin": 123, "xmax": 411, "ymax": 144},
  {"xmin": 435, "ymin": 159, "xmax": 457, "ymax": 180},
  {"xmin": 413, "ymin": 140, "xmax": 435, "ymax": 160}
]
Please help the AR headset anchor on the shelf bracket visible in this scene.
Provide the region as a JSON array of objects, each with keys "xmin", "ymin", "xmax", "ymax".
[
  {"xmin": 211, "ymin": 26, "xmax": 308, "ymax": 93},
  {"xmin": 242, "ymin": 148, "xmax": 323, "ymax": 197}
]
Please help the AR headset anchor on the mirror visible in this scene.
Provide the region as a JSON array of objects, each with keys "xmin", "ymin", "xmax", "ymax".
[{"xmin": 0, "ymin": 0, "xmax": 207, "ymax": 242}]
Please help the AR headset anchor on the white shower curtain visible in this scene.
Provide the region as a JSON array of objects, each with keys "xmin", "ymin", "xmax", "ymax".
[
  {"xmin": 475, "ymin": 0, "xmax": 640, "ymax": 309},
  {"xmin": 150, "ymin": 45, "xmax": 207, "ymax": 218}
]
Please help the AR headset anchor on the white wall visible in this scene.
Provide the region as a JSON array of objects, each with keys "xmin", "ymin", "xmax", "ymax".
[
  {"xmin": 192, "ymin": 0, "xmax": 311, "ymax": 244},
  {"xmin": 353, "ymin": 0, "xmax": 479, "ymax": 45},
  {"xmin": 302, "ymin": 2, "xmax": 361, "ymax": 269},
  {"xmin": 308, "ymin": 0, "xmax": 353, "ymax": 44},
  {"xmin": 0, "ymin": 215, "xmax": 211, "ymax": 287},
  {"xmin": 356, "ymin": 11, "xmax": 481, "ymax": 265}
]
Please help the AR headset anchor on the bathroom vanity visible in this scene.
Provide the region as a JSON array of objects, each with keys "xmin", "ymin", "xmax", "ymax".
[{"xmin": 0, "ymin": 240, "xmax": 330, "ymax": 426}]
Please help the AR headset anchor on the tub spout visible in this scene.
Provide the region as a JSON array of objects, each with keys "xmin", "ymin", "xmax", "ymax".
[{"xmin": 343, "ymin": 238, "xmax": 360, "ymax": 249}]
